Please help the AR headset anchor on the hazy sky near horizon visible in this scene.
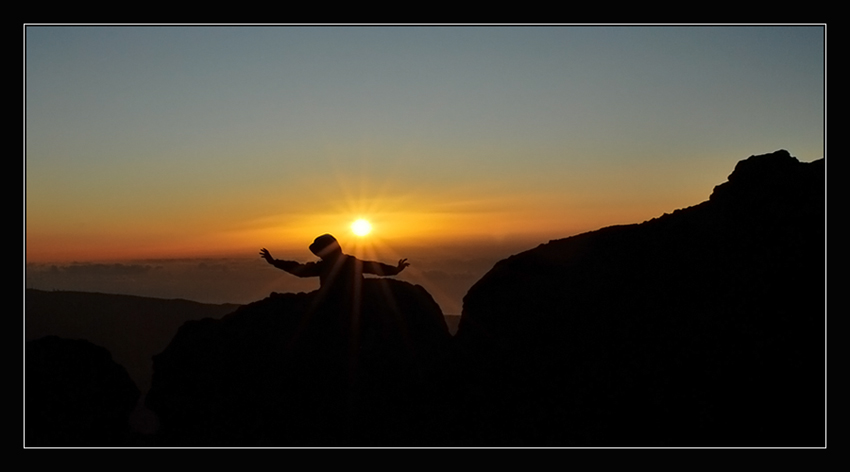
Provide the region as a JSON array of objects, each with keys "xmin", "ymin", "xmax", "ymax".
[{"xmin": 25, "ymin": 25, "xmax": 825, "ymax": 309}]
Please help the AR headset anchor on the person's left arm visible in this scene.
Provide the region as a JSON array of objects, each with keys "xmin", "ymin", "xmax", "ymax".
[{"xmin": 361, "ymin": 258, "xmax": 410, "ymax": 276}]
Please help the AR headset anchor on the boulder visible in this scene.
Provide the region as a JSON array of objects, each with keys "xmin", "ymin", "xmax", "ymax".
[
  {"xmin": 146, "ymin": 278, "xmax": 454, "ymax": 446},
  {"xmin": 26, "ymin": 336, "xmax": 140, "ymax": 446}
]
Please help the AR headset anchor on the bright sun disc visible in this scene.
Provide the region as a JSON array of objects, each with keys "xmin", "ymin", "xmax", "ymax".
[{"xmin": 351, "ymin": 219, "xmax": 372, "ymax": 237}]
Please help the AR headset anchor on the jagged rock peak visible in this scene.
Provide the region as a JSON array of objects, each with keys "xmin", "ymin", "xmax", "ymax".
[
  {"xmin": 728, "ymin": 149, "xmax": 798, "ymax": 181},
  {"xmin": 709, "ymin": 149, "xmax": 823, "ymax": 202}
]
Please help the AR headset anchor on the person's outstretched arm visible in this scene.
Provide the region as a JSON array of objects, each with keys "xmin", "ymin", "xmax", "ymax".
[
  {"xmin": 259, "ymin": 248, "xmax": 321, "ymax": 277},
  {"xmin": 361, "ymin": 258, "xmax": 410, "ymax": 276}
]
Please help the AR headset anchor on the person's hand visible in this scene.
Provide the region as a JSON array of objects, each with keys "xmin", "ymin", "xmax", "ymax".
[
  {"xmin": 397, "ymin": 258, "xmax": 410, "ymax": 273},
  {"xmin": 260, "ymin": 248, "xmax": 275, "ymax": 264}
]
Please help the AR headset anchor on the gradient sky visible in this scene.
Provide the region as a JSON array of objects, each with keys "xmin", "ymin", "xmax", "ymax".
[{"xmin": 24, "ymin": 25, "xmax": 825, "ymax": 312}]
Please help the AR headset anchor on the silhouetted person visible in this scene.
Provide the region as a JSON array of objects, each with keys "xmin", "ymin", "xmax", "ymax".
[{"xmin": 260, "ymin": 234, "xmax": 409, "ymax": 301}]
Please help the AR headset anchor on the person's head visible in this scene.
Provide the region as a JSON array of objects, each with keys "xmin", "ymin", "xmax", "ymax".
[{"xmin": 309, "ymin": 234, "xmax": 342, "ymax": 259}]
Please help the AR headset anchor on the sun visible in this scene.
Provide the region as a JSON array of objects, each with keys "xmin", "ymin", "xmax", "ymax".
[{"xmin": 351, "ymin": 218, "xmax": 372, "ymax": 237}]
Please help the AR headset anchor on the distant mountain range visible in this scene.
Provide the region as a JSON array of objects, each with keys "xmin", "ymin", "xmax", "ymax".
[{"xmin": 25, "ymin": 289, "xmax": 240, "ymax": 394}]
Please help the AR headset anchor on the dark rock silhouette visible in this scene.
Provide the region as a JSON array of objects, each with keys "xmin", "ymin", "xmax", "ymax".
[
  {"xmin": 455, "ymin": 150, "xmax": 824, "ymax": 446},
  {"xmin": 46, "ymin": 149, "xmax": 823, "ymax": 447},
  {"xmin": 26, "ymin": 336, "xmax": 140, "ymax": 446},
  {"xmin": 145, "ymin": 278, "xmax": 454, "ymax": 446}
]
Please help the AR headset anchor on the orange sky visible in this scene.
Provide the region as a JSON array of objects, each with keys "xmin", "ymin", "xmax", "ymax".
[{"xmin": 25, "ymin": 164, "xmax": 724, "ymax": 264}]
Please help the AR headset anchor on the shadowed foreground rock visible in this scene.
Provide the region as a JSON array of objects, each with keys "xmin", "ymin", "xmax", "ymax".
[
  {"xmin": 456, "ymin": 150, "xmax": 824, "ymax": 446},
  {"xmin": 26, "ymin": 336, "xmax": 140, "ymax": 446},
  {"xmin": 146, "ymin": 278, "xmax": 454, "ymax": 446}
]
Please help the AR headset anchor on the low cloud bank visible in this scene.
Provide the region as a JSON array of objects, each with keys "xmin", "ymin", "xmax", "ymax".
[{"xmin": 25, "ymin": 241, "xmax": 535, "ymax": 313}]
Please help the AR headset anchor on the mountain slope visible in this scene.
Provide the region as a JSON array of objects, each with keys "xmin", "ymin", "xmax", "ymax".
[{"xmin": 456, "ymin": 150, "xmax": 824, "ymax": 446}]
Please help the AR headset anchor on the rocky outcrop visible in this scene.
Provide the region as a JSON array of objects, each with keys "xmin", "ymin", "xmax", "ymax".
[
  {"xmin": 26, "ymin": 336, "xmax": 140, "ymax": 446},
  {"xmin": 456, "ymin": 150, "xmax": 824, "ymax": 446},
  {"xmin": 145, "ymin": 278, "xmax": 454, "ymax": 446}
]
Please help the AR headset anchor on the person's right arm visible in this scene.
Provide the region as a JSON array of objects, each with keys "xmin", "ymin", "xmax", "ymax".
[{"xmin": 260, "ymin": 248, "xmax": 321, "ymax": 277}]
